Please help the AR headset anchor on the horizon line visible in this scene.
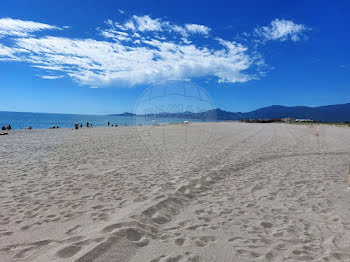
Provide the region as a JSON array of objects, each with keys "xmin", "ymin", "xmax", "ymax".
[{"xmin": 1, "ymin": 101, "xmax": 349, "ymax": 116}]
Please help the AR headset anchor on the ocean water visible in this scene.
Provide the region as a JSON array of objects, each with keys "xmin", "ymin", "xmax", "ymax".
[{"xmin": 0, "ymin": 111, "xmax": 206, "ymax": 130}]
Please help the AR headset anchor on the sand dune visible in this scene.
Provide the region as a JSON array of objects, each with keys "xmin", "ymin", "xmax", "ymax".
[{"xmin": 1, "ymin": 123, "xmax": 350, "ymax": 261}]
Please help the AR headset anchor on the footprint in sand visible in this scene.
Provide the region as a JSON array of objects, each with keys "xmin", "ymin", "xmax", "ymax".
[
  {"xmin": 187, "ymin": 255, "xmax": 203, "ymax": 262},
  {"xmin": 261, "ymin": 222, "xmax": 273, "ymax": 229},
  {"xmin": 192, "ymin": 236, "xmax": 216, "ymax": 247},
  {"xmin": 0, "ymin": 231, "xmax": 13, "ymax": 237},
  {"xmin": 151, "ymin": 254, "xmax": 183, "ymax": 262},
  {"xmin": 56, "ymin": 245, "xmax": 82, "ymax": 258},
  {"xmin": 152, "ymin": 212, "xmax": 171, "ymax": 224},
  {"xmin": 66, "ymin": 225, "xmax": 82, "ymax": 235},
  {"xmin": 122, "ymin": 228, "xmax": 144, "ymax": 241},
  {"xmin": 228, "ymin": 236, "xmax": 241, "ymax": 242},
  {"xmin": 175, "ymin": 237, "xmax": 185, "ymax": 246},
  {"xmin": 14, "ymin": 246, "xmax": 38, "ymax": 259}
]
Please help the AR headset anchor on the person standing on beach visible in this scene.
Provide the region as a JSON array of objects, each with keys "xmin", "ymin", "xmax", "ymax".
[
  {"xmin": 108, "ymin": 121, "xmax": 110, "ymax": 127},
  {"xmin": 6, "ymin": 125, "xmax": 11, "ymax": 130},
  {"xmin": 86, "ymin": 122, "xmax": 90, "ymax": 128}
]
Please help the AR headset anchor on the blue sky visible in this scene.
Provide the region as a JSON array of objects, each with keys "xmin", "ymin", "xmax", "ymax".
[{"xmin": 0, "ymin": 0, "xmax": 349, "ymax": 114}]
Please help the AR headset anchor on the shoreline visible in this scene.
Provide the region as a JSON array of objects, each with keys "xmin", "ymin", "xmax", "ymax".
[{"xmin": 2, "ymin": 120, "xmax": 350, "ymax": 134}]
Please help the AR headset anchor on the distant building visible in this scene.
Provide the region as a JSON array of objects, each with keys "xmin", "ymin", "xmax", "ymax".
[
  {"xmin": 295, "ymin": 119, "xmax": 313, "ymax": 122},
  {"xmin": 282, "ymin": 117, "xmax": 295, "ymax": 122}
]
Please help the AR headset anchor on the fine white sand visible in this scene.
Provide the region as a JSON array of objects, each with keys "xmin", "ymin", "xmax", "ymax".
[{"xmin": 1, "ymin": 122, "xmax": 350, "ymax": 262}]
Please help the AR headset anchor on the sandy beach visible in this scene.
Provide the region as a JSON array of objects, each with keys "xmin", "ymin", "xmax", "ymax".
[{"xmin": 1, "ymin": 122, "xmax": 350, "ymax": 262}]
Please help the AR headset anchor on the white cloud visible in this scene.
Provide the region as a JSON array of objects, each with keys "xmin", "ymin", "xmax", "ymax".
[
  {"xmin": 254, "ymin": 19, "xmax": 308, "ymax": 42},
  {"xmin": 131, "ymin": 15, "xmax": 162, "ymax": 32},
  {"xmin": 12, "ymin": 35, "xmax": 255, "ymax": 85},
  {"xmin": 117, "ymin": 15, "xmax": 211, "ymax": 37},
  {"xmin": 123, "ymin": 20, "xmax": 136, "ymax": 31},
  {"xmin": 100, "ymin": 28, "xmax": 132, "ymax": 42},
  {"xmin": 0, "ymin": 43, "xmax": 29, "ymax": 61},
  {"xmin": 38, "ymin": 75, "xmax": 64, "ymax": 79},
  {"xmin": 0, "ymin": 43, "xmax": 16, "ymax": 58},
  {"xmin": 185, "ymin": 24, "xmax": 210, "ymax": 35},
  {"xmin": 0, "ymin": 18, "xmax": 59, "ymax": 38},
  {"xmin": 171, "ymin": 25, "xmax": 187, "ymax": 36},
  {"xmin": 0, "ymin": 15, "xmax": 275, "ymax": 87},
  {"xmin": 6, "ymin": 34, "xmax": 256, "ymax": 86}
]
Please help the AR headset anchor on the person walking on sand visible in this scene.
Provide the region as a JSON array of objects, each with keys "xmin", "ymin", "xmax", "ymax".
[
  {"xmin": 86, "ymin": 122, "xmax": 90, "ymax": 128},
  {"xmin": 108, "ymin": 121, "xmax": 110, "ymax": 127},
  {"xmin": 75, "ymin": 123, "xmax": 79, "ymax": 129}
]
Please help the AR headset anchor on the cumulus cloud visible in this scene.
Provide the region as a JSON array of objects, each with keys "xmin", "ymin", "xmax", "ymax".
[
  {"xmin": 3, "ymin": 15, "xmax": 310, "ymax": 87},
  {"xmin": 254, "ymin": 19, "xmax": 308, "ymax": 42},
  {"xmin": 0, "ymin": 18, "xmax": 59, "ymax": 38},
  {"xmin": 132, "ymin": 15, "xmax": 163, "ymax": 32},
  {"xmin": 185, "ymin": 24, "xmax": 210, "ymax": 35}
]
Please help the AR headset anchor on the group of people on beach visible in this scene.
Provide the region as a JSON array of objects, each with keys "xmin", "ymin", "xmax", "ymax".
[
  {"xmin": 78, "ymin": 121, "xmax": 126, "ymax": 128},
  {"xmin": 1, "ymin": 125, "xmax": 11, "ymax": 130},
  {"xmin": 73, "ymin": 121, "xmax": 125, "ymax": 129},
  {"xmin": 107, "ymin": 121, "xmax": 123, "ymax": 127},
  {"xmin": 2, "ymin": 125, "xmax": 33, "ymax": 131},
  {"xmin": 74, "ymin": 122, "xmax": 93, "ymax": 129},
  {"xmin": 1, "ymin": 121, "xmax": 130, "ymax": 131}
]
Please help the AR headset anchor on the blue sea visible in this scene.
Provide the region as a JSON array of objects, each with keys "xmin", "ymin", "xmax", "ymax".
[{"xmin": 0, "ymin": 111, "xmax": 205, "ymax": 130}]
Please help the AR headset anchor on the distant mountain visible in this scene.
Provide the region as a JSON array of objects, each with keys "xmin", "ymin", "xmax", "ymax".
[
  {"xmin": 202, "ymin": 109, "xmax": 240, "ymax": 120},
  {"xmin": 107, "ymin": 103, "xmax": 350, "ymax": 122},
  {"xmin": 108, "ymin": 112, "xmax": 136, "ymax": 116},
  {"xmin": 214, "ymin": 103, "xmax": 350, "ymax": 122}
]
